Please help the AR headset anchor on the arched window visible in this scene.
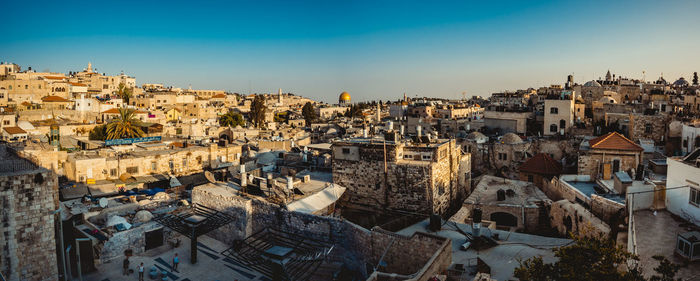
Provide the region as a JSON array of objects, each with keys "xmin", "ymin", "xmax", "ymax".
[{"xmin": 550, "ymin": 124, "xmax": 558, "ymax": 132}]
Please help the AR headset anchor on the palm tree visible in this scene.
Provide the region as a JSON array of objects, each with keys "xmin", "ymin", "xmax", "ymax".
[
  {"xmin": 106, "ymin": 108, "xmax": 144, "ymax": 140},
  {"xmin": 219, "ymin": 111, "xmax": 245, "ymax": 127},
  {"xmin": 117, "ymin": 82, "xmax": 133, "ymax": 104}
]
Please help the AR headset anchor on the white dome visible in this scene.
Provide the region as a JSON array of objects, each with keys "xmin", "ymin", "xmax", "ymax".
[
  {"xmin": 599, "ymin": 96, "xmax": 617, "ymax": 104},
  {"xmin": 583, "ymin": 80, "xmax": 602, "ymax": 87},
  {"xmin": 502, "ymin": 133, "xmax": 523, "ymax": 144}
]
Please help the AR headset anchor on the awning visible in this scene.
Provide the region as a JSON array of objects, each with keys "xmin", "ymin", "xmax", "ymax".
[{"xmin": 286, "ymin": 184, "xmax": 346, "ymax": 214}]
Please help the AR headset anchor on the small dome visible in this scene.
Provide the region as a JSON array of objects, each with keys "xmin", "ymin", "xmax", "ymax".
[
  {"xmin": 467, "ymin": 131, "xmax": 488, "ymax": 144},
  {"xmin": 673, "ymin": 77, "xmax": 689, "ymax": 87},
  {"xmin": 502, "ymin": 133, "xmax": 523, "ymax": 144},
  {"xmin": 339, "ymin": 91, "xmax": 351, "ymax": 102},
  {"xmin": 583, "ymin": 80, "xmax": 602, "ymax": 87},
  {"xmin": 599, "ymin": 96, "xmax": 617, "ymax": 104}
]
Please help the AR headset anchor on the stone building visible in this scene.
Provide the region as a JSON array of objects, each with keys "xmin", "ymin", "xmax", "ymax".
[
  {"xmin": 490, "ymin": 133, "xmax": 531, "ymax": 177},
  {"xmin": 578, "ymin": 132, "xmax": 644, "ymax": 179},
  {"xmin": 543, "ymin": 91, "xmax": 576, "ymax": 136},
  {"xmin": 483, "ymin": 110, "xmax": 533, "ymax": 134},
  {"xmin": 64, "ymin": 142, "xmax": 242, "ymax": 182},
  {"xmin": 460, "ymin": 175, "xmax": 551, "ymax": 232},
  {"xmin": 605, "ymin": 112, "xmax": 669, "ymax": 143},
  {"xmin": 332, "ymin": 137, "xmax": 470, "ymax": 221},
  {"xmin": 0, "ymin": 145, "xmax": 59, "ymax": 281}
]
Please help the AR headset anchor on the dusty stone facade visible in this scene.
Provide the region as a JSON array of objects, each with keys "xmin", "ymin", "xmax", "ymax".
[
  {"xmin": 550, "ymin": 200, "xmax": 610, "ymax": 238},
  {"xmin": 97, "ymin": 221, "xmax": 176, "ymax": 263},
  {"xmin": 64, "ymin": 142, "xmax": 242, "ymax": 182},
  {"xmin": 191, "ymin": 185, "xmax": 452, "ymax": 279},
  {"xmin": 577, "ymin": 149, "xmax": 641, "ymax": 179},
  {"xmin": 628, "ymin": 113, "xmax": 668, "ymax": 143},
  {"xmin": 331, "ymin": 139, "xmax": 470, "ymax": 216},
  {"xmin": 0, "ymin": 166, "xmax": 59, "ymax": 281}
]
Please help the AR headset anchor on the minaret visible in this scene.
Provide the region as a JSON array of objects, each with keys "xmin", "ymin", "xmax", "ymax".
[
  {"xmin": 278, "ymin": 88, "xmax": 283, "ymax": 104},
  {"xmin": 605, "ymin": 70, "xmax": 612, "ymax": 81},
  {"xmin": 403, "ymin": 92, "xmax": 407, "ymax": 102},
  {"xmin": 87, "ymin": 62, "xmax": 92, "ymax": 72}
]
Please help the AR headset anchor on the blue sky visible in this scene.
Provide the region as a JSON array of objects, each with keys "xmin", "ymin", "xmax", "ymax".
[{"xmin": 3, "ymin": 0, "xmax": 699, "ymax": 103}]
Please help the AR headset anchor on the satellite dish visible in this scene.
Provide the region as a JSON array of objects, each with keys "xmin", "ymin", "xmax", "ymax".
[
  {"xmin": 99, "ymin": 198, "xmax": 108, "ymax": 208},
  {"xmin": 169, "ymin": 177, "xmax": 182, "ymax": 188},
  {"xmin": 204, "ymin": 171, "xmax": 216, "ymax": 183}
]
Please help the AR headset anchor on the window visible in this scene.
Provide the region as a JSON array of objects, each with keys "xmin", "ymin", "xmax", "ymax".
[
  {"xmin": 24, "ymin": 85, "xmax": 28, "ymax": 89},
  {"xmin": 197, "ymin": 156, "xmax": 202, "ymax": 164},
  {"xmin": 109, "ymin": 168, "xmax": 117, "ymax": 177},
  {"xmin": 550, "ymin": 107, "xmax": 558, "ymax": 114},
  {"xmin": 528, "ymin": 175, "xmax": 534, "ymax": 182},
  {"xmin": 645, "ymin": 124, "xmax": 652, "ymax": 134},
  {"xmin": 182, "ymin": 158, "xmax": 188, "ymax": 167},
  {"xmin": 559, "ymin": 120, "xmax": 566, "ymax": 130},
  {"xmin": 126, "ymin": 166, "xmax": 138, "ymax": 174},
  {"xmin": 151, "ymin": 162, "xmax": 157, "ymax": 171},
  {"xmin": 550, "ymin": 124, "xmax": 558, "ymax": 132},
  {"xmin": 3, "ymin": 120, "xmax": 9, "ymax": 125},
  {"xmin": 169, "ymin": 160, "xmax": 174, "ymax": 170},
  {"xmin": 404, "ymin": 154, "xmax": 412, "ymax": 159},
  {"xmin": 684, "ymin": 139, "xmax": 689, "ymax": 148},
  {"xmin": 422, "ymin": 154, "xmax": 432, "ymax": 161},
  {"xmin": 342, "ymin": 148, "xmax": 350, "ymax": 154},
  {"xmin": 690, "ymin": 187, "xmax": 700, "ymax": 207},
  {"xmin": 498, "ymin": 153, "xmax": 508, "ymax": 161}
]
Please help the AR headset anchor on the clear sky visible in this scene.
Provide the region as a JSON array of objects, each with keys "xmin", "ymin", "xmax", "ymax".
[{"xmin": 3, "ymin": 0, "xmax": 699, "ymax": 103}]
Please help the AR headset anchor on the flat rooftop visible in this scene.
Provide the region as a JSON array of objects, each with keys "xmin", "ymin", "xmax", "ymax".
[
  {"xmin": 633, "ymin": 209, "xmax": 700, "ymax": 280},
  {"xmin": 397, "ymin": 219, "xmax": 572, "ymax": 281},
  {"xmin": 83, "ymin": 234, "xmax": 266, "ymax": 280}
]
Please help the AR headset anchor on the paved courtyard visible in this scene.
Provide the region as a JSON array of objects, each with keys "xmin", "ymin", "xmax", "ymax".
[{"xmin": 83, "ymin": 235, "xmax": 268, "ymax": 281}]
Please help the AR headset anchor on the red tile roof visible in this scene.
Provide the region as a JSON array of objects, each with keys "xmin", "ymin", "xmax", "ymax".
[
  {"xmin": 70, "ymin": 82, "xmax": 87, "ymax": 87},
  {"xmin": 3, "ymin": 126, "xmax": 27, "ymax": 135},
  {"xmin": 41, "ymin": 95, "xmax": 70, "ymax": 102},
  {"xmin": 211, "ymin": 93, "xmax": 227, "ymax": 99},
  {"xmin": 588, "ymin": 132, "xmax": 643, "ymax": 151},
  {"xmin": 519, "ymin": 153, "xmax": 562, "ymax": 176}
]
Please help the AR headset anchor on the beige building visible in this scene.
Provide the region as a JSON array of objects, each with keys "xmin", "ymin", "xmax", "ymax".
[
  {"xmin": 543, "ymin": 91, "xmax": 575, "ymax": 136},
  {"xmin": 64, "ymin": 142, "xmax": 242, "ymax": 182}
]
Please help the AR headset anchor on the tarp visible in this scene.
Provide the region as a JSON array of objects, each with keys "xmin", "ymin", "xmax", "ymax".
[
  {"xmin": 286, "ymin": 184, "xmax": 346, "ymax": 214},
  {"xmin": 106, "ymin": 215, "xmax": 132, "ymax": 230}
]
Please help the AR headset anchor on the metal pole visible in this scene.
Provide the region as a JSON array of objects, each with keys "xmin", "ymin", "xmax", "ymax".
[{"xmin": 65, "ymin": 246, "xmax": 72, "ymax": 281}]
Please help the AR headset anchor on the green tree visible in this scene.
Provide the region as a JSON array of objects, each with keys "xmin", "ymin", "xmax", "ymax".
[
  {"xmin": 88, "ymin": 124, "xmax": 107, "ymax": 141},
  {"xmin": 515, "ymin": 233, "xmax": 680, "ymax": 281},
  {"xmin": 250, "ymin": 94, "xmax": 267, "ymax": 128},
  {"xmin": 301, "ymin": 102, "xmax": 317, "ymax": 126},
  {"xmin": 116, "ymin": 82, "xmax": 133, "ymax": 104},
  {"xmin": 106, "ymin": 108, "xmax": 144, "ymax": 140},
  {"xmin": 219, "ymin": 111, "xmax": 245, "ymax": 127}
]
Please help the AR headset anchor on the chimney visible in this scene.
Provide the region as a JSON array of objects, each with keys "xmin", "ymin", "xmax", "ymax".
[
  {"xmin": 363, "ymin": 127, "xmax": 368, "ymax": 138},
  {"xmin": 387, "ymin": 121, "xmax": 393, "ymax": 131},
  {"xmin": 287, "ymin": 176, "xmax": 293, "ymax": 190},
  {"xmin": 239, "ymin": 164, "xmax": 247, "ymax": 187},
  {"xmin": 417, "ymin": 126, "xmax": 422, "ymax": 138},
  {"xmin": 400, "ymin": 125, "xmax": 405, "ymax": 136}
]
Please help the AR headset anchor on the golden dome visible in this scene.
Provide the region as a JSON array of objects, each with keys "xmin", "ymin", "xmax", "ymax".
[{"xmin": 339, "ymin": 91, "xmax": 351, "ymax": 102}]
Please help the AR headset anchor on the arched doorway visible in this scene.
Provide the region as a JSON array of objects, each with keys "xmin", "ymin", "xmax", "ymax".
[{"xmin": 490, "ymin": 212, "xmax": 517, "ymax": 227}]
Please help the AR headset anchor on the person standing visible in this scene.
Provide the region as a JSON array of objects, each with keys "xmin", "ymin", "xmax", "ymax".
[
  {"xmin": 172, "ymin": 253, "xmax": 179, "ymax": 272},
  {"xmin": 138, "ymin": 262, "xmax": 145, "ymax": 281},
  {"xmin": 122, "ymin": 257, "xmax": 130, "ymax": 276}
]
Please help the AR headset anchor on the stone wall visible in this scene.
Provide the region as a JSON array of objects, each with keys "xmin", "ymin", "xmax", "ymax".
[
  {"xmin": 0, "ymin": 167, "xmax": 59, "ymax": 281},
  {"xmin": 629, "ymin": 113, "xmax": 668, "ymax": 143},
  {"xmin": 98, "ymin": 221, "xmax": 175, "ymax": 263},
  {"xmin": 550, "ymin": 200, "xmax": 610, "ymax": 238},
  {"xmin": 577, "ymin": 150, "xmax": 641, "ymax": 179},
  {"xmin": 590, "ymin": 194, "xmax": 625, "ymax": 226},
  {"xmin": 192, "ymin": 185, "xmax": 452, "ymax": 279},
  {"xmin": 332, "ymin": 140, "xmax": 466, "ymax": 217}
]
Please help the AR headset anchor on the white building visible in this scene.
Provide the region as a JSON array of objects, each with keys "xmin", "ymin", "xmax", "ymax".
[
  {"xmin": 665, "ymin": 149, "xmax": 700, "ymax": 226},
  {"xmin": 681, "ymin": 123, "xmax": 700, "ymax": 155},
  {"xmin": 543, "ymin": 91, "xmax": 575, "ymax": 136}
]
